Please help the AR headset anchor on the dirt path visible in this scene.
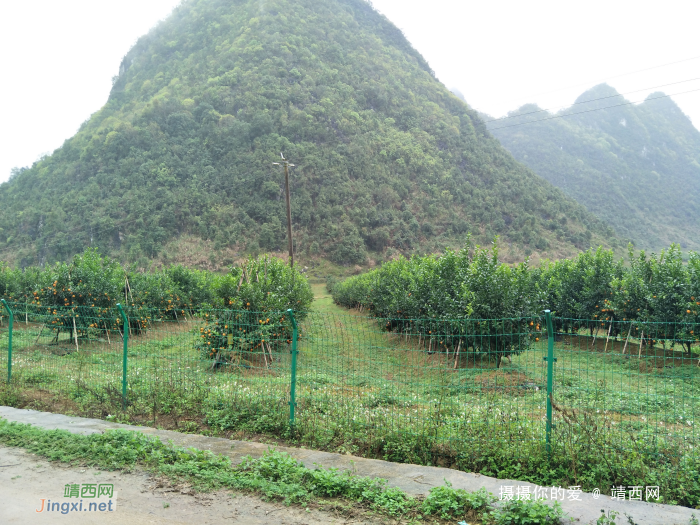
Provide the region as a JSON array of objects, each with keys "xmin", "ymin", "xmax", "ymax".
[{"xmin": 0, "ymin": 446, "xmax": 386, "ymax": 525}]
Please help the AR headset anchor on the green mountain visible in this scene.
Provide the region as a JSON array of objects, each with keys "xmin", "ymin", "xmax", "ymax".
[
  {"xmin": 1, "ymin": 0, "xmax": 614, "ymax": 269},
  {"xmin": 486, "ymin": 84, "xmax": 700, "ymax": 251}
]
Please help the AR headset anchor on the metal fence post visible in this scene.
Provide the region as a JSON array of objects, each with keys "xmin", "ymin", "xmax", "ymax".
[
  {"xmin": 287, "ymin": 309, "xmax": 298, "ymax": 426},
  {"xmin": 544, "ymin": 309, "xmax": 556, "ymax": 456},
  {"xmin": 117, "ymin": 304, "xmax": 128, "ymax": 410},
  {"xmin": 1, "ymin": 300, "xmax": 13, "ymax": 383}
]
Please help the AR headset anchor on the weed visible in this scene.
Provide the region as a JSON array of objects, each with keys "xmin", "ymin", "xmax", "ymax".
[
  {"xmin": 596, "ymin": 510, "xmax": 619, "ymax": 525},
  {"xmin": 422, "ymin": 483, "xmax": 494, "ymax": 519},
  {"xmin": 484, "ymin": 499, "xmax": 569, "ymax": 524},
  {"xmin": 2, "ymin": 302, "xmax": 700, "ymax": 508}
]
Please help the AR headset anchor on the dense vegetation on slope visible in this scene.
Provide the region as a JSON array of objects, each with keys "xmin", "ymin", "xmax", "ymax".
[
  {"xmin": 1, "ymin": 0, "xmax": 613, "ymax": 268},
  {"xmin": 486, "ymin": 84, "xmax": 700, "ymax": 250}
]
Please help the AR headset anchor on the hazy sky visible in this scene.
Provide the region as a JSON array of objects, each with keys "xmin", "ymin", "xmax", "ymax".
[{"xmin": 2, "ymin": 0, "xmax": 699, "ymax": 183}]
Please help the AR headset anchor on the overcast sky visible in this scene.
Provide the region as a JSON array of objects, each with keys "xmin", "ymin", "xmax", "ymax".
[{"xmin": 1, "ymin": 0, "xmax": 699, "ymax": 183}]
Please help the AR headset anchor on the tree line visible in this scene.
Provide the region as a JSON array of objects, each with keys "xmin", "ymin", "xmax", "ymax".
[
  {"xmin": 0, "ymin": 249, "xmax": 313, "ymax": 361},
  {"xmin": 330, "ymin": 239, "xmax": 700, "ymax": 364}
]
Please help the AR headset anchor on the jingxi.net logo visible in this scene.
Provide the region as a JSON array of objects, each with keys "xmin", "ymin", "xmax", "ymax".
[{"xmin": 35, "ymin": 483, "xmax": 117, "ymax": 515}]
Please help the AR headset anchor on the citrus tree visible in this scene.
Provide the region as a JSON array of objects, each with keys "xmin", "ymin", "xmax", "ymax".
[
  {"xmin": 683, "ymin": 252, "xmax": 700, "ymax": 354},
  {"xmin": 196, "ymin": 256, "xmax": 313, "ymax": 364},
  {"xmin": 332, "ymin": 238, "xmax": 541, "ymax": 367}
]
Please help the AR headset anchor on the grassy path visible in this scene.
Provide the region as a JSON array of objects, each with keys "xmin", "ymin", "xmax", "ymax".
[{"xmin": 311, "ymin": 282, "xmax": 345, "ymax": 314}]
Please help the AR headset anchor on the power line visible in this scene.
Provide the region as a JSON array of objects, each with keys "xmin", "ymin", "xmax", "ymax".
[
  {"xmin": 488, "ymin": 55, "xmax": 700, "ymax": 109},
  {"xmin": 486, "ymin": 88, "xmax": 700, "ymax": 132},
  {"xmin": 483, "ymin": 77, "xmax": 700, "ymax": 124}
]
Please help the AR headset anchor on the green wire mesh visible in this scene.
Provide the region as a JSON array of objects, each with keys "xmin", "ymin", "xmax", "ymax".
[
  {"xmin": 552, "ymin": 318, "xmax": 699, "ymax": 461},
  {"xmin": 293, "ymin": 312, "xmax": 548, "ymax": 458},
  {"xmin": 0, "ymin": 303, "xmax": 697, "ymax": 468}
]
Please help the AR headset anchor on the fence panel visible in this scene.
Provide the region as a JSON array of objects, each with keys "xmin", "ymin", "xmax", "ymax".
[
  {"xmin": 124, "ymin": 306, "xmax": 293, "ymax": 432},
  {"xmin": 551, "ymin": 317, "xmax": 700, "ymax": 467},
  {"xmin": 294, "ymin": 311, "xmax": 549, "ymax": 461},
  {"xmin": 3, "ymin": 302, "xmax": 124, "ymax": 406},
  {"xmin": 0, "ymin": 302, "xmax": 9, "ymax": 383},
  {"xmin": 2, "ymin": 302, "xmax": 698, "ymax": 475}
]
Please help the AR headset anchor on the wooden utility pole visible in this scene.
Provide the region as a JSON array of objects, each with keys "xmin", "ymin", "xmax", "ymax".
[{"xmin": 273, "ymin": 153, "xmax": 295, "ymax": 267}]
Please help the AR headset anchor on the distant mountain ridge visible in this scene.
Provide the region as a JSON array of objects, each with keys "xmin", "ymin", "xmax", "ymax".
[
  {"xmin": 485, "ymin": 84, "xmax": 700, "ymax": 251},
  {"xmin": 0, "ymin": 0, "xmax": 615, "ymax": 268}
]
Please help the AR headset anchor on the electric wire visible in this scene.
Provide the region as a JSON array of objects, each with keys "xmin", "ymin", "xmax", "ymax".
[
  {"xmin": 486, "ymin": 87, "xmax": 700, "ymax": 132},
  {"xmin": 483, "ymin": 77, "xmax": 700, "ymax": 124},
  {"xmin": 491, "ymin": 55, "xmax": 700, "ymax": 109}
]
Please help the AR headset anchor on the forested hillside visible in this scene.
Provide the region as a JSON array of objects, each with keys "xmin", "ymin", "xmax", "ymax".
[
  {"xmin": 1, "ymin": 0, "xmax": 614, "ymax": 268},
  {"xmin": 486, "ymin": 84, "xmax": 700, "ymax": 250}
]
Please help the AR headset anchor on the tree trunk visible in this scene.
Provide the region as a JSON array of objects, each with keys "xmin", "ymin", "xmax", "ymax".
[{"xmin": 591, "ymin": 325, "xmax": 600, "ymax": 349}]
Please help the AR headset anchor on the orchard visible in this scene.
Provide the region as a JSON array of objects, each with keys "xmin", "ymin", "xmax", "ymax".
[{"xmin": 331, "ymin": 239, "xmax": 700, "ymax": 358}]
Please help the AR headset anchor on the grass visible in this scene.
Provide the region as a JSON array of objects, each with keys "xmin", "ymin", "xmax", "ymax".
[
  {"xmin": 311, "ymin": 282, "xmax": 338, "ymax": 312},
  {"xmin": 0, "ymin": 418, "xmax": 577, "ymax": 524},
  {"xmin": 0, "ymin": 294, "xmax": 700, "ymax": 507}
]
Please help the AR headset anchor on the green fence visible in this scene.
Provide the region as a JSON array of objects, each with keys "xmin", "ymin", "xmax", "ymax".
[{"xmin": 0, "ymin": 302, "xmax": 698, "ymax": 468}]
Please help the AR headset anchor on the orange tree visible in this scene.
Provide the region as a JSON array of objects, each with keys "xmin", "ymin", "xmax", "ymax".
[
  {"xmin": 195, "ymin": 256, "xmax": 313, "ymax": 363},
  {"xmin": 332, "ymin": 238, "xmax": 541, "ymax": 368},
  {"xmin": 0, "ymin": 249, "xmax": 224, "ymax": 338},
  {"xmin": 610, "ymin": 245, "xmax": 693, "ymax": 353},
  {"xmin": 331, "ymin": 270, "xmax": 375, "ymax": 310},
  {"xmin": 0, "ymin": 264, "xmax": 44, "ymax": 303},
  {"xmin": 607, "ymin": 246, "xmax": 653, "ymax": 346},
  {"xmin": 23, "ymin": 250, "xmax": 124, "ymax": 339},
  {"xmin": 126, "ymin": 270, "xmax": 193, "ymax": 331},
  {"xmin": 535, "ymin": 247, "xmax": 622, "ymax": 336},
  {"xmin": 681, "ymin": 251, "xmax": 700, "ymax": 354},
  {"xmin": 643, "ymin": 245, "xmax": 691, "ymax": 351}
]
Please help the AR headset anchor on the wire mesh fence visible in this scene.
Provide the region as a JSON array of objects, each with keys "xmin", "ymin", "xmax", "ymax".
[
  {"xmin": 1, "ymin": 301, "xmax": 124, "ymax": 402},
  {"xmin": 552, "ymin": 318, "xmax": 699, "ymax": 462},
  {"xmin": 0, "ymin": 302, "xmax": 698, "ymax": 467},
  {"xmin": 293, "ymin": 312, "xmax": 549, "ymax": 460}
]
